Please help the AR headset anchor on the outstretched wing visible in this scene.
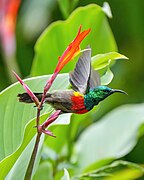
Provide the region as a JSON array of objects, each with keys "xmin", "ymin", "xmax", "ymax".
[
  {"xmin": 69, "ymin": 46, "xmax": 101, "ymax": 94},
  {"xmin": 88, "ymin": 67, "xmax": 101, "ymax": 90}
]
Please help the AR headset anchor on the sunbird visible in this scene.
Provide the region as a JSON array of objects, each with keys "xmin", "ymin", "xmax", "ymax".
[{"xmin": 18, "ymin": 46, "xmax": 126, "ymax": 114}]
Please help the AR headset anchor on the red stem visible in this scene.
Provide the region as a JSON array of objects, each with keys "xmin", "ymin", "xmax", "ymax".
[
  {"xmin": 24, "ymin": 72, "xmax": 59, "ymax": 179},
  {"xmin": 24, "ymin": 133, "xmax": 41, "ymax": 180}
]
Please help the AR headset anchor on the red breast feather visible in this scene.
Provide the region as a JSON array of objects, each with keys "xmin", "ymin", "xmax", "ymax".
[{"xmin": 71, "ymin": 92, "xmax": 88, "ymax": 114}]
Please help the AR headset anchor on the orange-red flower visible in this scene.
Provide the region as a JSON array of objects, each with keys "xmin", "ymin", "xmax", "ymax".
[
  {"xmin": 0, "ymin": 0, "xmax": 20, "ymax": 55},
  {"xmin": 54, "ymin": 25, "xmax": 91, "ymax": 74},
  {"xmin": 44, "ymin": 25, "xmax": 91, "ymax": 93}
]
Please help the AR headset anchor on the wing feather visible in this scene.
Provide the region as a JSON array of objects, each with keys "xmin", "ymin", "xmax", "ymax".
[
  {"xmin": 69, "ymin": 46, "xmax": 101, "ymax": 94},
  {"xmin": 69, "ymin": 46, "xmax": 91, "ymax": 94},
  {"xmin": 88, "ymin": 68, "xmax": 101, "ymax": 90}
]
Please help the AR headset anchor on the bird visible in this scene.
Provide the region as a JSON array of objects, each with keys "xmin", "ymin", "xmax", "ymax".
[{"xmin": 18, "ymin": 46, "xmax": 126, "ymax": 114}]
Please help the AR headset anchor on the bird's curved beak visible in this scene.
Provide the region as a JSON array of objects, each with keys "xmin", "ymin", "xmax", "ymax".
[{"xmin": 111, "ymin": 89, "xmax": 128, "ymax": 95}]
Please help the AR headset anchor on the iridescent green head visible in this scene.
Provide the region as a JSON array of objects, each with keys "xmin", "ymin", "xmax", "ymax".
[
  {"xmin": 91, "ymin": 86, "xmax": 127, "ymax": 99},
  {"xmin": 84, "ymin": 86, "xmax": 127, "ymax": 111}
]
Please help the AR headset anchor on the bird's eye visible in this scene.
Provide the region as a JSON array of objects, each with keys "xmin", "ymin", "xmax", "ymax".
[{"xmin": 103, "ymin": 89, "xmax": 109, "ymax": 92}]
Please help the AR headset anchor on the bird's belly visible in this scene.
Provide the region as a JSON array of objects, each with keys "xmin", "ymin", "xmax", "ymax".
[
  {"xmin": 51, "ymin": 102, "xmax": 88, "ymax": 114},
  {"xmin": 45, "ymin": 91, "xmax": 89, "ymax": 114}
]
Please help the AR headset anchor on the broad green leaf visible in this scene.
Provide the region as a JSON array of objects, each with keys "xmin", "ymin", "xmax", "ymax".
[
  {"xmin": 33, "ymin": 161, "xmax": 53, "ymax": 180},
  {"xmin": 58, "ymin": 0, "xmax": 69, "ymax": 18},
  {"xmin": 106, "ymin": 169, "xmax": 143, "ymax": 180},
  {"xmin": 58, "ymin": 0, "xmax": 79, "ymax": 19},
  {"xmin": 0, "ymin": 73, "xmax": 69, "ymax": 160},
  {"xmin": 0, "ymin": 115, "xmax": 46, "ymax": 179},
  {"xmin": 5, "ymin": 134, "xmax": 45, "ymax": 180},
  {"xmin": 76, "ymin": 104, "xmax": 144, "ymax": 171},
  {"xmin": 0, "ymin": 113, "xmax": 71, "ymax": 179},
  {"xmin": 138, "ymin": 123, "xmax": 144, "ymax": 138},
  {"xmin": 44, "ymin": 124, "xmax": 70, "ymax": 154},
  {"xmin": 79, "ymin": 161, "xmax": 144, "ymax": 179},
  {"xmin": 92, "ymin": 52, "xmax": 128, "ymax": 70},
  {"xmin": 83, "ymin": 158, "xmax": 114, "ymax": 174},
  {"xmin": 0, "ymin": 74, "xmax": 70, "ymax": 178},
  {"xmin": 101, "ymin": 68, "xmax": 114, "ymax": 85},
  {"xmin": 61, "ymin": 168, "xmax": 70, "ymax": 180},
  {"xmin": 43, "ymin": 113, "xmax": 72, "ymax": 158},
  {"xmin": 31, "ymin": 4, "xmax": 117, "ymax": 76}
]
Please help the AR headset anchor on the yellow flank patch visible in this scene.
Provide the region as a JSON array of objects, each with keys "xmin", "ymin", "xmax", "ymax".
[{"xmin": 74, "ymin": 92, "xmax": 84, "ymax": 97}]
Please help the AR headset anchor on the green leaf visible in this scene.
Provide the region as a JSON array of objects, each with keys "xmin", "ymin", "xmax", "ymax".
[
  {"xmin": 92, "ymin": 52, "xmax": 128, "ymax": 70},
  {"xmin": 58, "ymin": 0, "xmax": 79, "ymax": 19},
  {"xmin": 5, "ymin": 134, "xmax": 45, "ymax": 180},
  {"xmin": 61, "ymin": 168, "xmax": 70, "ymax": 180},
  {"xmin": 0, "ymin": 115, "xmax": 46, "ymax": 179},
  {"xmin": 0, "ymin": 74, "xmax": 70, "ymax": 178},
  {"xmin": 76, "ymin": 104, "xmax": 144, "ymax": 171},
  {"xmin": 33, "ymin": 161, "xmax": 53, "ymax": 180},
  {"xmin": 0, "ymin": 73, "xmax": 69, "ymax": 160},
  {"xmin": 1, "ymin": 113, "xmax": 71, "ymax": 179},
  {"xmin": 31, "ymin": 4, "xmax": 117, "ymax": 76},
  {"xmin": 138, "ymin": 123, "xmax": 144, "ymax": 138},
  {"xmin": 83, "ymin": 158, "xmax": 114, "ymax": 173},
  {"xmin": 80, "ymin": 161, "xmax": 144, "ymax": 179},
  {"xmin": 106, "ymin": 169, "xmax": 144, "ymax": 180},
  {"xmin": 44, "ymin": 124, "xmax": 70, "ymax": 154},
  {"xmin": 101, "ymin": 68, "xmax": 114, "ymax": 85}
]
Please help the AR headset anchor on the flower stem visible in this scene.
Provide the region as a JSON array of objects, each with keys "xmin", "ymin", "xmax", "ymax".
[
  {"xmin": 24, "ymin": 106, "xmax": 42, "ymax": 180},
  {"xmin": 24, "ymin": 73, "xmax": 58, "ymax": 179},
  {"xmin": 24, "ymin": 132, "xmax": 41, "ymax": 180}
]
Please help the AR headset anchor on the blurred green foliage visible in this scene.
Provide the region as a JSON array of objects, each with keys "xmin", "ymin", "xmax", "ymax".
[
  {"xmin": 31, "ymin": 4, "xmax": 117, "ymax": 76},
  {"xmin": 0, "ymin": 0, "xmax": 144, "ymax": 179}
]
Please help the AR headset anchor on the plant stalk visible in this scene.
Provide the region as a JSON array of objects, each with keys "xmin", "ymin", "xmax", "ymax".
[
  {"xmin": 24, "ymin": 73, "xmax": 58, "ymax": 179},
  {"xmin": 24, "ymin": 132, "xmax": 41, "ymax": 180}
]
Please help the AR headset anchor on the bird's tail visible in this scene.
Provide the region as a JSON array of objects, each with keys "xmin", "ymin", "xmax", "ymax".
[{"xmin": 17, "ymin": 93, "xmax": 43, "ymax": 103}]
